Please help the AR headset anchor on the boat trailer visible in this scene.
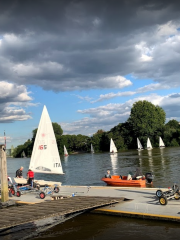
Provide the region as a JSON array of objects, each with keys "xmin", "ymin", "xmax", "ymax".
[{"xmin": 156, "ymin": 184, "xmax": 180, "ymax": 205}]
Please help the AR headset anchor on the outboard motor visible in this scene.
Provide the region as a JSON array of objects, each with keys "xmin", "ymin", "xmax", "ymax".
[{"xmin": 145, "ymin": 172, "xmax": 153, "ymax": 184}]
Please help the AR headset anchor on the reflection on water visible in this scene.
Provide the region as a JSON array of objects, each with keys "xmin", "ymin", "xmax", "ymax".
[
  {"xmin": 34, "ymin": 212, "xmax": 180, "ymax": 240},
  {"xmin": 110, "ymin": 154, "xmax": 118, "ymax": 175},
  {"xmin": 7, "ymin": 147, "xmax": 180, "ymax": 188}
]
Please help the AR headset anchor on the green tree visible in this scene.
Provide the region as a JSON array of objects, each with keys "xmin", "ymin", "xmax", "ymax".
[{"xmin": 127, "ymin": 100, "xmax": 166, "ymax": 148}]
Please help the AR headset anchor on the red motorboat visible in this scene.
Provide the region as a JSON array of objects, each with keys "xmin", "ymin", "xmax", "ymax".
[{"xmin": 101, "ymin": 173, "xmax": 153, "ymax": 187}]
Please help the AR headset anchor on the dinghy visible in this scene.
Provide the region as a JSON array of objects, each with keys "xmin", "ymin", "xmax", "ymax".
[
  {"xmin": 64, "ymin": 145, "xmax": 69, "ymax": 156},
  {"xmin": 110, "ymin": 138, "xmax": 117, "ymax": 154},
  {"xmin": 14, "ymin": 105, "xmax": 64, "ymax": 187},
  {"xmin": 159, "ymin": 137, "xmax": 165, "ymax": 149},
  {"xmin": 137, "ymin": 138, "xmax": 143, "ymax": 151},
  {"xmin": 21, "ymin": 151, "xmax": 26, "ymax": 158},
  {"xmin": 91, "ymin": 144, "xmax": 94, "ymax": 153},
  {"xmin": 101, "ymin": 172, "xmax": 153, "ymax": 187},
  {"xmin": 147, "ymin": 138, "xmax": 153, "ymax": 150}
]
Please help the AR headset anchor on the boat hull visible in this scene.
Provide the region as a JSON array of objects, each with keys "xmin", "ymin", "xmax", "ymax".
[{"xmin": 101, "ymin": 175, "xmax": 147, "ymax": 187}]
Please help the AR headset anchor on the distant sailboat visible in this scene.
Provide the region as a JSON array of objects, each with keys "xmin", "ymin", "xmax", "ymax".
[
  {"xmin": 147, "ymin": 138, "xmax": 153, "ymax": 150},
  {"xmin": 91, "ymin": 144, "xmax": 94, "ymax": 153},
  {"xmin": 137, "ymin": 138, "xmax": 143, "ymax": 151},
  {"xmin": 159, "ymin": 137, "xmax": 165, "ymax": 149},
  {"xmin": 64, "ymin": 145, "xmax": 69, "ymax": 156},
  {"xmin": 21, "ymin": 151, "xmax": 26, "ymax": 158},
  {"xmin": 110, "ymin": 138, "xmax": 117, "ymax": 154}
]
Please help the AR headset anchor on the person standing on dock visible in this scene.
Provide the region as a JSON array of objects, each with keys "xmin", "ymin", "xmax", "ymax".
[
  {"xmin": 27, "ymin": 169, "xmax": 34, "ymax": 187},
  {"xmin": 16, "ymin": 166, "xmax": 24, "ymax": 178}
]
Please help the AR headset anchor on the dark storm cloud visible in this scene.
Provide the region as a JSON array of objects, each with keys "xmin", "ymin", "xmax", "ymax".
[{"xmin": 0, "ymin": 0, "xmax": 179, "ymax": 91}]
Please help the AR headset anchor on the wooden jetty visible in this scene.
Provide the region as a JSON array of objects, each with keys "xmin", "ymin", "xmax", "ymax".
[{"xmin": 0, "ymin": 196, "xmax": 120, "ymax": 231}]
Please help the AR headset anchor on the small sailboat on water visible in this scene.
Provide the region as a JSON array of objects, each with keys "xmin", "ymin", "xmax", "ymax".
[
  {"xmin": 21, "ymin": 151, "xmax": 26, "ymax": 158},
  {"xmin": 110, "ymin": 138, "xmax": 117, "ymax": 154},
  {"xmin": 91, "ymin": 144, "xmax": 94, "ymax": 153},
  {"xmin": 147, "ymin": 138, "xmax": 153, "ymax": 150},
  {"xmin": 137, "ymin": 138, "xmax": 143, "ymax": 151},
  {"xmin": 159, "ymin": 137, "xmax": 165, "ymax": 149},
  {"xmin": 64, "ymin": 145, "xmax": 69, "ymax": 156}
]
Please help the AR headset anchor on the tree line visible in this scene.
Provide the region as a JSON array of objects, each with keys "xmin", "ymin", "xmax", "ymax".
[{"xmin": 13, "ymin": 101, "xmax": 180, "ymax": 157}]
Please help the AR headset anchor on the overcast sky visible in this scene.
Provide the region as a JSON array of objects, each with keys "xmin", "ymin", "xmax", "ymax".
[{"xmin": 0, "ymin": 0, "xmax": 180, "ymax": 148}]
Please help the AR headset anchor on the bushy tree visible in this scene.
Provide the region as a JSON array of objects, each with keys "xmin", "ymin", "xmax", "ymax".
[{"xmin": 127, "ymin": 100, "xmax": 166, "ymax": 148}]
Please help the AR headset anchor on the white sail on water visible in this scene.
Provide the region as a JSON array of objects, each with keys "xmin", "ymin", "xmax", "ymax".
[
  {"xmin": 29, "ymin": 105, "xmax": 64, "ymax": 174},
  {"xmin": 21, "ymin": 151, "xmax": 26, "ymax": 158},
  {"xmin": 91, "ymin": 144, "xmax": 94, "ymax": 153},
  {"xmin": 64, "ymin": 145, "xmax": 68, "ymax": 156},
  {"xmin": 159, "ymin": 137, "xmax": 165, "ymax": 148},
  {"xmin": 137, "ymin": 138, "xmax": 143, "ymax": 150},
  {"xmin": 110, "ymin": 138, "xmax": 117, "ymax": 153},
  {"xmin": 147, "ymin": 138, "xmax": 153, "ymax": 150}
]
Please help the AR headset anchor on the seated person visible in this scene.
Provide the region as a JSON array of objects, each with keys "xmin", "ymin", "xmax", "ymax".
[
  {"xmin": 132, "ymin": 168, "xmax": 143, "ymax": 180},
  {"xmin": 127, "ymin": 172, "xmax": 132, "ymax": 180},
  {"xmin": 105, "ymin": 170, "xmax": 111, "ymax": 178}
]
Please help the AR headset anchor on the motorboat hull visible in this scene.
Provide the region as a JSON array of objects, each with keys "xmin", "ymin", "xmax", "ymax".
[{"xmin": 101, "ymin": 175, "xmax": 147, "ymax": 187}]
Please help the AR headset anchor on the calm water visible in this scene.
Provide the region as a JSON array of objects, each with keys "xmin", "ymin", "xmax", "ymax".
[
  {"xmin": 7, "ymin": 147, "xmax": 180, "ymax": 188},
  {"xmin": 6, "ymin": 147, "xmax": 180, "ymax": 239}
]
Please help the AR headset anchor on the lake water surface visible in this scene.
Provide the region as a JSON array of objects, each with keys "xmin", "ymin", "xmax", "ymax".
[{"xmin": 6, "ymin": 147, "xmax": 180, "ymax": 239}]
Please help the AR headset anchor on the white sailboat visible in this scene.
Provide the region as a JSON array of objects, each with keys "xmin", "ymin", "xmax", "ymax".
[
  {"xmin": 14, "ymin": 105, "xmax": 64, "ymax": 186},
  {"xmin": 64, "ymin": 145, "xmax": 69, "ymax": 156},
  {"xmin": 110, "ymin": 138, "xmax": 117, "ymax": 154},
  {"xmin": 137, "ymin": 138, "xmax": 143, "ymax": 151},
  {"xmin": 21, "ymin": 151, "xmax": 26, "ymax": 158},
  {"xmin": 29, "ymin": 105, "xmax": 64, "ymax": 174},
  {"xmin": 147, "ymin": 138, "xmax": 153, "ymax": 150},
  {"xmin": 159, "ymin": 137, "xmax": 165, "ymax": 149},
  {"xmin": 91, "ymin": 144, "xmax": 94, "ymax": 153}
]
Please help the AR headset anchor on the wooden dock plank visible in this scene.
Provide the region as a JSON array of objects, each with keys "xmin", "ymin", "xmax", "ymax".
[{"xmin": 0, "ymin": 196, "xmax": 121, "ymax": 231}]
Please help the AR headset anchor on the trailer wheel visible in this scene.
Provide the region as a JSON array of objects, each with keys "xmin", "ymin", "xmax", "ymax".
[
  {"xmin": 174, "ymin": 193, "xmax": 180, "ymax": 200},
  {"xmin": 159, "ymin": 196, "xmax": 168, "ymax": 205},
  {"xmin": 16, "ymin": 191, "xmax": 21, "ymax": 197},
  {"xmin": 54, "ymin": 187, "xmax": 59, "ymax": 193},
  {"xmin": 10, "ymin": 187, "xmax": 15, "ymax": 195},
  {"xmin": 156, "ymin": 190, "xmax": 163, "ymax": 198},
  {"xmin": 39, "ymin": 192, "xmax": 45, "ymax": 199}
]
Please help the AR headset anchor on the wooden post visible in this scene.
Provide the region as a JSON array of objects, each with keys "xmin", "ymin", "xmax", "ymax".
[{"xmin": 0, "ymin": 145, "xmax": 9, "ymax": 202}]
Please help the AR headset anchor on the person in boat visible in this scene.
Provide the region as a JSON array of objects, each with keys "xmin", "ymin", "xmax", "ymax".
[
  {"xmin": 16, "ymin": 166, "xmax": 24, "ymax": 178},
  {"xmin": 132, "ymin": 168, "xmax": 144, "ymax": 180},
  {"xmin": 127, "ymin": 171, "xmax": 132, "ymax": 180},
  {"xmin": 105, "ymin": 170, "xmax": 111, "ymax": 178},
  {"xmin": 27, "ymin": 169, "xmax": 34, "ymax": 187}
]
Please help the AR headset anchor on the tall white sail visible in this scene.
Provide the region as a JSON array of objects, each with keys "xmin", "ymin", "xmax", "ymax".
[
  {"xmin": 91, "ymin": 144, "xmax": 94, "ymax": 153},
  {"xmin": 64, "ymin": 145, "xmax": 68, "ymax": 156},
  {"xmin": 137, "ymin": 138, "xmax": 143, "ymax": 150},
  {"xmin": 110, "ymin": 138, "xmax": 117, "ymax": 153},
  {"xmin": 147, "ymin": 138, "xmax": 153, "ymax": 150},
  {"xmin": 29, "ymin": 105, "xmax": 64, "ymax": 174},
  {"xmin": 159, "ymin": 137, "xmax": 165, "ymax": 148}
]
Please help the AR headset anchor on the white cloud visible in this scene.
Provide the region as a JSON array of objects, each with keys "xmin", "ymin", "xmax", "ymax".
[
  {"xmin": 73, "ymin": 94, "xmax": 93, "ymax": 102},
  {"xmin": 60, "ymin": 92, "xmax": 180, "ymax": 135},
  {"xmin": 137, "ymin": 83, "xmax": 170, "ymax": 93},
  {"xmin": 0, "ymin": 81, "xmax": 34, "ymax": 122},
  {"xmin": 99, "ymin": 76, "xmax": 132, "ymax": 89},
  {"xmin": 92, "ymin": 91, "xmax": 135, "ymax": 103},
  {"xmin": 157, "ymin": 21, "xmax": 178, "ymax": 37}
]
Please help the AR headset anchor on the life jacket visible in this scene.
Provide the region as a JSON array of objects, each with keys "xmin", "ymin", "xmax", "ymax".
[{"xmin": 28, "ymin": 170, "xmax": 34, "ymax": 178}]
